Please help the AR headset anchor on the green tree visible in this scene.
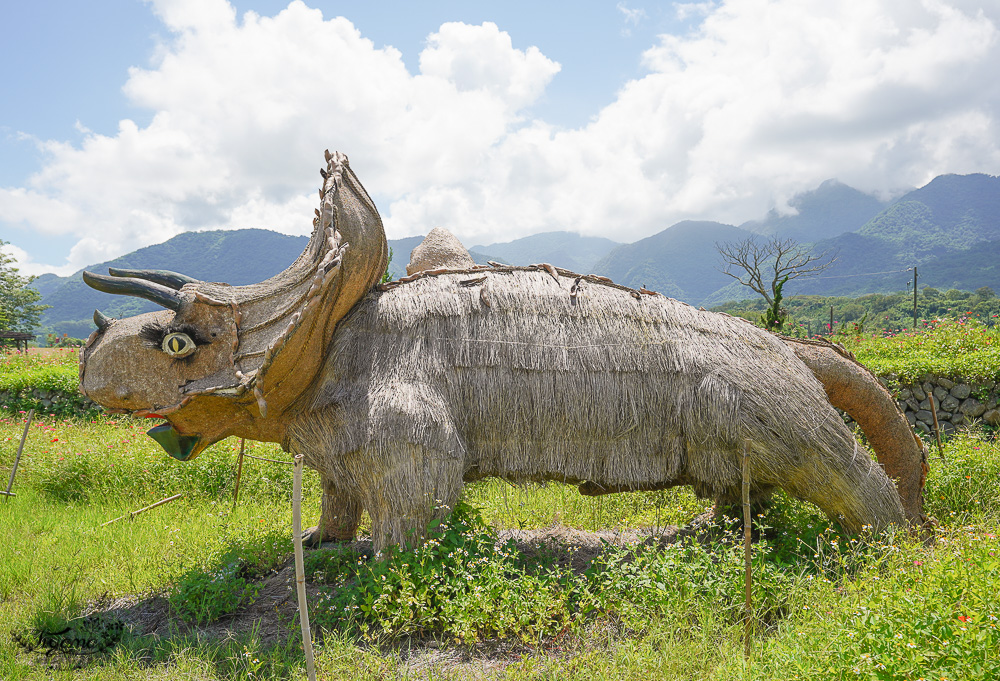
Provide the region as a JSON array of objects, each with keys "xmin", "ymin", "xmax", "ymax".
[
  {"xmin": 716, "ymin": 235, "xmax": 836, "ymax": 331},
  {"xmin": 759, "ymin": 275, "xmax": 789, "ymax": 332},
  {"xmin": 0, "ymin": 240, "xmax": 50, "ymax": 334}
]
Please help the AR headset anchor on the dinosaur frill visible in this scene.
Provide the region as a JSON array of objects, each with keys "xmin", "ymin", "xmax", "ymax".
[{"xmin": 81, "ymin": 151, "xmax": 388, "ymax": 425}]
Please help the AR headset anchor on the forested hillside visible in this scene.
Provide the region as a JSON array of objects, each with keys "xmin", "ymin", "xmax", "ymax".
[
  {"xmin": 31, "ymin": 172, "xmax": 1000, "ymax": 339},
  {"xmin": 712, "ymin": 286, "xmax": 1000, "ymax": 337}
]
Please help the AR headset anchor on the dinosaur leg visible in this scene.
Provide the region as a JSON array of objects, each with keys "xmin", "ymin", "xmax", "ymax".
[
  {"xmin": 302, "ymin": 475, "xmax": 362, "ymax": 548},
  {"xmin": 783, "ymin": 337, "xmax": 929, "ymax": 529},
  {"xmin": 360, "ymin": 442, "xmax": 464, "ymax": 555},
  {"xmin": 711, "ymin": 484, "xmax": 776, "ymax": 526}
]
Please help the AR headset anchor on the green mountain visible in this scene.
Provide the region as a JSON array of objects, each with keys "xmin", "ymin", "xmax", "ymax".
[
  {"xmin": 33, "ymin": 172, "xmax": 1000, "ymax": 339},
  {"xmin": 792, "ymin": 174, "xmax": 1000, "ymax": 297},
  {"xmin": 40, "ymin": 230, "xmax": 311, "ymax": 339},
  {"xmin": 591, "ymin": 221, "xmax": 755, "ymax": 304},
  {"xmin": 741, "ymin": 179, "xmax": 889, "ymax": 242},
  {"xmin": 39, "ymin": 230, "xmax": 494, "ymax": 338},
  {"xmin": 472, "ymin": 231, "xmax": 619, "ymax": 273}
]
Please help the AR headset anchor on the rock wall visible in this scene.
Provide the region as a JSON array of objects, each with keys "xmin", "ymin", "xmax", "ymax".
[
  {"xmin": 879, "ymin": 376, "xmax": 1000, "ymax": 435},
  {"xmin": 0, "ymin": 388, "xmax": 98, "ymax": 417}
]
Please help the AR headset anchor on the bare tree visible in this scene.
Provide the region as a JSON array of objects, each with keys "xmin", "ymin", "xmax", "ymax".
[{"xmin": 716, "ymin": 236, "xmax": 836, "ymax": 307}]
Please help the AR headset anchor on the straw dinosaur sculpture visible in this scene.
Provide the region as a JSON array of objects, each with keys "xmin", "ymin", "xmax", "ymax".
[{"xmin": 80, "ymin": 150, "xmax": 927, "ymax": 553}]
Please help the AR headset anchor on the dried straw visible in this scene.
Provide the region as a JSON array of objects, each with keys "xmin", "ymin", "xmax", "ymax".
[{"xmin": 292, "ymin": 268, "xmax": 905, "ymax": 552}]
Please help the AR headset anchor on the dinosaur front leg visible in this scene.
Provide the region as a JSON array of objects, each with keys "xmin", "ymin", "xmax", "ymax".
[
  {"xmin": 302, "ymin": 475, "xmax": 362, "ymax": 548},
  {"xmin": 360, "ymin": 443, "xmax": 464, "ymax": 555}
]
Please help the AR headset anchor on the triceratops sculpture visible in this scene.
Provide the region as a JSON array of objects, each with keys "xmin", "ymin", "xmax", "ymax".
[{"xmin": 81, "ymin": 151, "xmax": 927, "ymax": 552}]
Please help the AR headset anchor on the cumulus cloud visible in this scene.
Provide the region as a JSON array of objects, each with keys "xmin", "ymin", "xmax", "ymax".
[
  {"xmin": 2, "ymin": 0, "xmax": 999, "ymax": 275},
  {"xmin": 391, "ymin": 0, "xmax": 1000, "ymax": 242},
  {"xmin": 0, "ymin": 0, "xmax": 560, "ymax": 274},
  {"xmin": 617, "ymin": 2, "xmax": 648, "ymax": 34}
]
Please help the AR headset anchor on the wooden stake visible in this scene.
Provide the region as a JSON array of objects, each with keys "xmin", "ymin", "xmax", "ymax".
[
  {"xmin": 742, "ymin": 439, "xmax": 753, "ymax": 662},
  {"xmin": 928, "ymin": 392, "xmax": 945, "ymax": 461},
  {"xmin": 232, "ymin": 438, "xmax": 246, "ymax": 510},
  {"xmin": 3, "ymin": 409, "xmax": 35, "ymax": 500},
  {"xmin": 293, "ymin": 454, "xmax": 317, "ymax": 681},
  {"xmin": 100, "ymin": 493, "xmax": 183, "ymax": 526}
]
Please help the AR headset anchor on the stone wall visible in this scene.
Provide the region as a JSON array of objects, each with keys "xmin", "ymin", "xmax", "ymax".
[
  {"xmin": 0, "ymin": 388, "xmax": 98, "ymax": 416},
  {"xmin": 888, "ymin": 376, "xmax": 1000, "ymax": 435}
]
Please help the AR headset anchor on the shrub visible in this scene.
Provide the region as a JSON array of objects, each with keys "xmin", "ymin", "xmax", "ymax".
[
  {"xmin": 0, "ymin": 350, "xmax": 99, "ymax": 417},
  {"xmin": 168, "ymin": 532, "xmax": 289, "ymax": 625},
  {"xmin": 840, "ymin": 318, "xmax": 1000, "ymax": 382}
]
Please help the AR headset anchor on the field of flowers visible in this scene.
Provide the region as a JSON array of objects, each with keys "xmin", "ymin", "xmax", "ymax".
[{"xmin": 838, "ymin": 318, "xmax": 1000, "ymax": 383}]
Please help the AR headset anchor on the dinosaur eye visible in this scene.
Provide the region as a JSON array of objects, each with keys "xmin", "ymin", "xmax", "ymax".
[{"xmin": 162, "ymin": 332, "xmax": 197, "ymax": 358}]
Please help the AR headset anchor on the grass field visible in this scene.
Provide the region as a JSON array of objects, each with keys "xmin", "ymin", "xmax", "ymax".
[
  {"xmin": 1, "ymin": 340, "xmax": 999, "ymax": 679},
  {"xmin": 838, "ymin": 317, "xmax": 1000, "ymax": 383}
]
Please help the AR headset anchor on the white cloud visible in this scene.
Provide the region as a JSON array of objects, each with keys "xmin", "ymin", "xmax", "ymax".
[
  {"xmin": 419, "ymin": 22, "xmax": 560, "ymax": 112},
  {"xmin": 617, "ymin": 3, "xmax": 648, "ymax": 27},
  {"xmin": 675, "ymin": 3, "xmax": 716, "ymax": 22},
  {"xmin": 0, "ymin": 241, "xmax": 77, "ymax": 277},
  {"xmin": 2, "ymin": 0, "xmax": 999, "ymax": 276}
]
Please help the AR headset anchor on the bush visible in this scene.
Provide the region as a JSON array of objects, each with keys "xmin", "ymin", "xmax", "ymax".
[
  {"xmin": 308, "ymin": 501, "xmax": 814, "ymax": 644},
  {"xmin": 0, "ymin": 349, "xmax": 99, "ymax": 417},
  {"xmin": 310, "ymin": 502, "xmax": 586, "ymax": 642},
  {"xmin": 840, "ymin": 318, "xmax": 1000, "ymax": 382},
  {"xmin": 168, "ymin": 531, "xmax": 289, "ymax": 625}
]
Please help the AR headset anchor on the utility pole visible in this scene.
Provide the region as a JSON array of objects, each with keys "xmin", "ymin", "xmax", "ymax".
[{"xmin": 912, "ymin": 267, "xmax": 918, "ymax": 330}]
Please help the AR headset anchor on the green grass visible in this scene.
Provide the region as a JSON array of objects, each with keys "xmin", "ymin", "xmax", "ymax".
[
  {"xmin": 2, "ymin": 346, "xmax": 1000, "ymax": 679},
  {"xmin": 2, "ymin": 410, "xmax": 999, "ymax": 679},
  {"xmin": 837, "ymin": 318, "xmax": 1000, "ymax": 383},
  {"xmin": 0, "ymin": 349, "xmax": 98, "ymax": 417}
]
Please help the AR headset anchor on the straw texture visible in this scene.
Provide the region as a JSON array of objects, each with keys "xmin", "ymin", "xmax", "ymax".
[{"xmin": 292, "ymin": 268, "xmax": 905, "ymax": 552}]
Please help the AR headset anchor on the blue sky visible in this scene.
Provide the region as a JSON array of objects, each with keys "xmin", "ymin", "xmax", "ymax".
[{"xmin": 2, "ymin": 1, "xmax": 999, "ymax": 275}]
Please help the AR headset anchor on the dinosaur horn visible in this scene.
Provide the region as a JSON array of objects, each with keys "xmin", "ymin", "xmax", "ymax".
[
  {"xmin": 83, "ymin": 271, "xmax": 183, "ymax": 311},
  {"xmin": 93, "ymin": 309, "xmax": 115, "ymax": 331},
  {"xmin": 108, "ymin": 267, "xmax": 200, "ymax": 290}
]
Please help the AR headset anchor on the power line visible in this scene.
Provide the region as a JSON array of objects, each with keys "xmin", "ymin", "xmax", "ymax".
[{"xmin": 810, "ymin": 267, "xmax": 912, "ymax": 280}]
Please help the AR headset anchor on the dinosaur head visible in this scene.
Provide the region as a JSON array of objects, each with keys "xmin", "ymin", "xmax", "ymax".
[{"xmin": 80, "ymin": 151, "xmax": 388, "ymax": 460}]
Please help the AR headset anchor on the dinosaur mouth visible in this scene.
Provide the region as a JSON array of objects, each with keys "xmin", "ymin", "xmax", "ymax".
[{"xmin": 147, "ymin": 423, "xmax": 204, "ymax": 461}]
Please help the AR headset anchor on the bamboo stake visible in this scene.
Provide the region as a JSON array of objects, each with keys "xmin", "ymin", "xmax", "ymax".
[
  {"xmin": 928, "ymin": 392, "xmax": 945, "ymax": 461},
  {"xmin": 293, "ymin": 454, "xmax": 317, "ymax": 681},
  {"xmin": 232, "ymin": 438, "xmax": 246, "ymax": 510},
  {"xmin": 100, "ymin": 493, "xmax": 183, "ymax": 526},
  {"xmin": 3, "ymin": 409, "xmax": 33, "ymax": 500},
  {"xmin": 742, "ymin": 439, "xmax": 753, "ymax": 662}
]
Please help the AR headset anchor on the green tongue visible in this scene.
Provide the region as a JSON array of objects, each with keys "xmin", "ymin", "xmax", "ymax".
[{"xmin": 147, "ymin": 423, "xmax": 200, "ymax": 461}]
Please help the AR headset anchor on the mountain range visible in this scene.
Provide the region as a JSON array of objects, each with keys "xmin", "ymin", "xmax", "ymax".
[{"xmin": 30, "ymin": 172, "xmax": 1000, "ymax": 338}]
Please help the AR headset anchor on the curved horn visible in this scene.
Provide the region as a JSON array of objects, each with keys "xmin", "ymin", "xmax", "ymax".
[
  {"xmin": 108, "ymin": 267, "xmax": 200, "ymax": 290},
  {"xmin": 83, "ymin": 271, "xmax": 183, "ymax": 311},
  {"xmin": 93, "ymin": 309, "xmax": 115, "ymax": 330}
]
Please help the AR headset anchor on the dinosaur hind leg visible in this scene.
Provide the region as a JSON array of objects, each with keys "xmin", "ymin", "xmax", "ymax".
[{"xmin": 302, "ymin": 475, "xmax": 362, "ymax": 548}]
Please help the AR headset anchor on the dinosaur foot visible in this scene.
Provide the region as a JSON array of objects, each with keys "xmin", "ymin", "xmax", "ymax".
[{"xmin": 301, "ymin": 525, "xmax": 358, "ymax": 549}]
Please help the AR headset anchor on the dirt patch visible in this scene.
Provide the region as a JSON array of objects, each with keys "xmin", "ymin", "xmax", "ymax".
[
  {"xmin": 496, "ymin": 512, "xmax": 716, "ymax": 573},
  {"xmin": 80, "ymin": 517, "xmax": 721, "ymax": 674},
  {"xmin": 85, "ymin": 564, "xmax": 314, "ymax": 648}
]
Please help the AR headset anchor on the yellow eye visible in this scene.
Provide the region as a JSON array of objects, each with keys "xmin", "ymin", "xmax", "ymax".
[{"xmin": 162, "ymin": 332, "xmax": 196, "ymax": 358}]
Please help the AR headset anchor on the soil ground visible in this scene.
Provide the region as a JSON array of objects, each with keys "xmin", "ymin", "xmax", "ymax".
[{"xmin": 77, "ymin": 516, "xmax": 720, "ymax": 676}]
